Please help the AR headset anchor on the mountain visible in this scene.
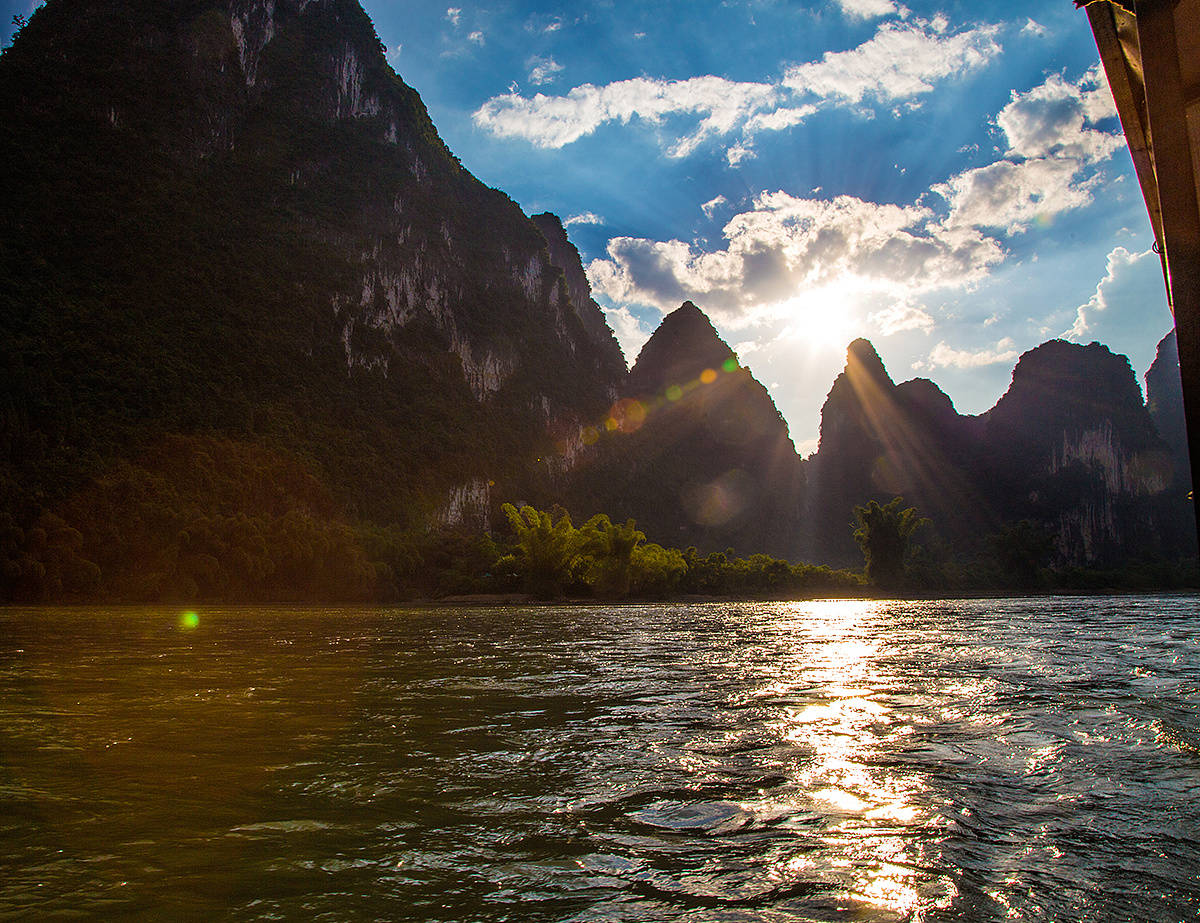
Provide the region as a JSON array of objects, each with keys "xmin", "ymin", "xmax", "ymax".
[
  {"xmin": 0, "ymin": 1, "xmax": 625, "ymax": 515},
  {"xmin": 567, "ymin": 302, "xmax": 805, "ymax": 557},
  {"xmin": 802, "ymin": 336, "xmax": 1194, "ymax": 568},
  {"xmin": 801, "ymin": 339, "xmax": 980, "ymax": 565},
  {"xmin": 1142, "ymin": 330, "xmax": 1197, "ymax": 556},
  {"xmin": 0, "ymin": 0, "xmax": 624, "ymax": 598}
]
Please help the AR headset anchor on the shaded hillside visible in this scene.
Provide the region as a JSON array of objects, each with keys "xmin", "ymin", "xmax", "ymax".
[
  {"xmin": 979, "ymin": 340, "xmax": 1178, "ymax": 564},
  {"xmin": 803, "ymin": 337, "xmax": 1192, "ymax": 568},
  {"xmin": 0, "ymin": 0, "xmax": 624, "ymax": 549},
  {"xmin": 567, "ymin": 303, "xmax": 805, "ymax": 557},
  {"xmin": 801, "ymin": 340, "xmax": 981, "ymax": 566},
  {"xmin": 1144, "ymin": 330, "xmax": 1196, "ymax": 562}
]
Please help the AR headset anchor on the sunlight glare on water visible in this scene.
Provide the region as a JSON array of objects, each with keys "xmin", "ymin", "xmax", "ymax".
[{"xmin": 1, "ymin": 597, "xmax": 1198, "ymax": 922}]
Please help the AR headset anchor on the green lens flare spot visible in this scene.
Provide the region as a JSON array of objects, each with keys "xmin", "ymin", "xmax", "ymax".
[
  {"xmin": 179, "ymin": 611, "xmax": 200, "ymax": 630},
  {"xmin": 722, "ymin": 357, "xmax": 738, "ymax": 372},
  {"xmin": 665, "ymin": 384, "xmax": 683, "ymax": 402}
]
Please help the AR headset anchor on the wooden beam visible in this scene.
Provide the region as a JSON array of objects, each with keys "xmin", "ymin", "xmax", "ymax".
[{"xmin": 1137, "ymin": 0, "xmax": 1200, "ymax": 542}]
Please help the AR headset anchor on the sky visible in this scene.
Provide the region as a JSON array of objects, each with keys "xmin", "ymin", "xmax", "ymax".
[{"xmin": 4, "ymin": 0, "xmax": 1175, "ymax": 454}]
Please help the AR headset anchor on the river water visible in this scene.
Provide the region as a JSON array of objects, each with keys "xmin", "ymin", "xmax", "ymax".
[{"xmin": 1, "ymin": 597, "xmax": 1198, "ymax": 921}]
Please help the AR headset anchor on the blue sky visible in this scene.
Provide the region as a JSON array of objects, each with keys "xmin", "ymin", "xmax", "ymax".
[{"xmin": 5, "ymin": 0, "xmax": 1174, "ymax": 454}]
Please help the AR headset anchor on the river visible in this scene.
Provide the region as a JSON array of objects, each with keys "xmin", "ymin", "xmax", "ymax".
[{"xmin": 1, "ymin": 597, "xmax": 1198, "ymax": 921}]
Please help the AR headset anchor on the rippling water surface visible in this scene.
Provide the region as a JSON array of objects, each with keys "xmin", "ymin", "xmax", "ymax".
[{"xmin": 2, "ymin": 597, "xmax": 1199, "ymax": 921}]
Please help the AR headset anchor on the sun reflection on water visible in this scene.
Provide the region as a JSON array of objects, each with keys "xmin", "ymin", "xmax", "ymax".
[{"xmin": 748, "ymin": 599, "xmax": 958, "ymax": 918}]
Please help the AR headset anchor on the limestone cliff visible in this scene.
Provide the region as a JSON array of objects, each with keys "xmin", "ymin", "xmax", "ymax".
[
  {"xmin": 0, "ymin": 0, "xmax": 624, "ymax": 529},
  {"xmin": 802, "ymin": 337, "xmax": 1189, "ymax": 567}
]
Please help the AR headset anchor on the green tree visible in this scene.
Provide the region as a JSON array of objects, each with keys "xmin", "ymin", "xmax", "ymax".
[
  {"xmin": 629, "ymin": 542, "xmax": 686, "ymax": 596},
  {"xmin": 852, "ymin": 497, "xmax": 928, "ymax": 588},
  {"xmin": 500, "ymin": 502, "xmax": 588, "ymax": 598},
  {"xmin": 579, "ymin": 513, "xmax": 644, "ymax": 597},
  {"xmin": 988, "ymin": 519, "xmax": 1055, "ymax": 587}
]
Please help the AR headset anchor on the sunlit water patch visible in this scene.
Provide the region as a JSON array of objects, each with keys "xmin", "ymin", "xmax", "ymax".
[{"xmin": 1, "ymin": 597, "xmax": 1198, "ymax": 921}]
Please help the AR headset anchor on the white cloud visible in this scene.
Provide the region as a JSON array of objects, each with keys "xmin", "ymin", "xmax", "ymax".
[
  {"xmin": 870, "ymin": 302, "xmax": 934, "ymax": 335},
  {"xmin": 445, "ymin": 7, "xmax": 461, "ymax": 27},
  {"xmin": 474, "ymin": 18, "xmax": 1000, "ymax": 162},
  {"xmin": 603, "ymin": 306, "xmax": 652, "ymax": 364},
  {"xmin": 468, "ymin": 30, "xmax": 485, "ymax": 45},
  {"xmin": 1065, "ymin": 245, "xmax": 1154, "ymax": 339},
  {"xmin": 936, "ymin": 157, "xmax": 1097, "ymax": 234},
  {"xmin": 528, "ymin": 56, "xmax": 564, "ymax": 86},
  {"xmin": 587, "ymin": 190, "xmax": 1003, "ymax": 323},
  {"xmin": 782, "ymin": 19, "xmax": 1000, "ymax": 105},
  {"xmin": 1021, "ymin": 18, "xmax": 1048, "ymax": 38},
  {"xmin": 473, "ymin": 75, "xmax": 779, "ymax": 157},
  {"xmin": 936, "ymin": 69, "xmax": 1123, "ymax": 234},
  {"xmin": 995, "ymin": 72, "xmax": 1121, "ymax": 162},
  {"xmin": 564, "ymin": 212, "xmax": 604, "ymax": 226},
  {"xmin": 916, "ymin": 337, "xmax": 1019, "ymax": 370},
  {"xmin": 701, "ymin": 195, "xmax": 728, "ymax": 219},
  {"xmin": 834, "ymin": 0, "xmax": 903, "ymax": 20}
]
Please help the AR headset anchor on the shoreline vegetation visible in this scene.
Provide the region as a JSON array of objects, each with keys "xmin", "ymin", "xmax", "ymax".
[{"xmin": 3, "ymin": 460, "xmax": 1195, "ymax": 605}]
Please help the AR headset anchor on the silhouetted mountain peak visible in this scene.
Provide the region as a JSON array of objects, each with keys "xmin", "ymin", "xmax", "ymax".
[
  {"xmin": 846, "ymin": 338, "xmax": 888, "ymax": 376},
  {"xmin": 628, "ymin": 301, "xmax": 735, "ymax": 396},
  {"xmin": 896, "ymin": 378, "xmax": 955, "ymax": 417},
  {"xmin": 988, "ymin": 339, "xmax": 1149, "ymax": 436}
]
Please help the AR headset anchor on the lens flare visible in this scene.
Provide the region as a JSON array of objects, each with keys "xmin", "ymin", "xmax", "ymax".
[
  {"xmin": 665, "ymin": 384, "xmax": 683, "ymax": 402},
  {"xmin": 700, "ymin": 368, "xmax": 718, "ymax": 385},
  {"xmin": 683, "ymin": 469, "xmax": 753, "ymax": 526},
  {"xmin": 178, "ymin": 611, "xmax": 199, "ymax": 631},
  {"xmin": 608, "ymin": 397, "xmax": 647, "ymax": 433},
  {"xmin": 722, "ymin": 357, "xmax": 738, "ymax": 373}
]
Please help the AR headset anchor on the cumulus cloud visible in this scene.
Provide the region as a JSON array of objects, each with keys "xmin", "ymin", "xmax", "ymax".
[
  {"xmin": 834, "ymin": 0, "xmax": 904, "ymax": 20},
  {"xmin": 603, "ymin": 306, "xmax": 652, "ymax": 364},
  {"xmin": 587, "ymin": 190, "xmax": 1003, "ymax": 323},
  {"xmin": 915, "ymin": 337, "xmax": 1019, "ymax": 370},
  {"xmin": 995, "ymin": 71, "xmax": 1121, "ymax": 161},
  {"xmin": 935, "ymin": 157, "xmax": 1097, "ymax": 234},
  {"xmin": 1021, "ymin": 18, "xmax": 1049, "ymax": 38},
  {"xmin": 474, "ymin": 17, "xmax": 999, "ymax": 161},
  {"xmin": 1065, "ymin": 246, "xmax": 1156, "ymax": 339},
  {"xmin": 528, "ymin": 56, "xmax": 564, "ymax": 86},
  {"xmin": 936, "ymin": 68, "xmax": 1123, "ymax": 233}
]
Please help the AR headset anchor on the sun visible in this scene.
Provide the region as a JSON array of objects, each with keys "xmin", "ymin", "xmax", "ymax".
[{"xmin": 775, "ymin": 284, "xmax": 863, "ymax": 351}]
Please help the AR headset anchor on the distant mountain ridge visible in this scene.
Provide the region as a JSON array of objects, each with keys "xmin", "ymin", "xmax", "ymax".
[{"xmin": 802, "ymin": 337, "xmax": 1196, "ymax": 566}]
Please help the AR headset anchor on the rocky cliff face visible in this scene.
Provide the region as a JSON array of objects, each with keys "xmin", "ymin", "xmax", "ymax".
[
  {"xmin": 980, "ymin": 340, "xmax": 1175, "ymax": 564},
  {"xmin": 802, "ymin": 336, "xmax": 1191, "ymax": 567},
  {"xmin": 1146, "ymin": 331, "xmax": 1192, "ymax": 487},
  {"xmin": 567, "ymin": 302, "xmax": 805, "ymax": 556},
  {"xmin": 530, "ymin": 212, "xmax": 626, "ymax": 390},
  {"xmin": 0, "ymin": 0, "xmax": 623, "ymax": 528}
]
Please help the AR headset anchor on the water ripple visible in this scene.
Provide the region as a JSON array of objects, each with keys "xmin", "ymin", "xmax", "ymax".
[{"xmin": 1, "ymin": 596, "xmax": 1198, "ymax": 920}]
